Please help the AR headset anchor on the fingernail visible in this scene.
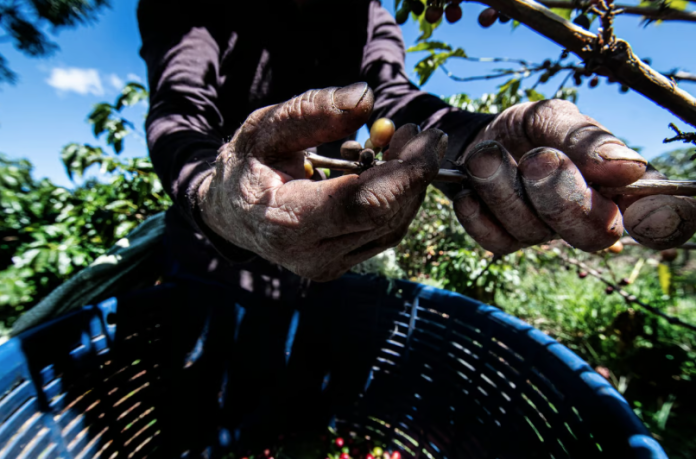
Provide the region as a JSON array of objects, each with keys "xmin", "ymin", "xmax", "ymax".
[
  {"xmin": 437, "ymin": 132, "xmax": 448, "ymax": 161},
  {"xmin": 632, "ymin": 207, "xmax": 681, "ymax": 239},
  {"xmin": 597, "ymin": 143, "xmax": 647, "ymax": 164},
  {"xmin": 519, "ymin": 148, "xmax": 561, "ymax": 181},
  {"xmin": 466, "ymin": 141, "xmax": 503, "ymax": 179},
  {"xmin": 334, "ymin": 82, "xmax": 369, "ymax": 110}
]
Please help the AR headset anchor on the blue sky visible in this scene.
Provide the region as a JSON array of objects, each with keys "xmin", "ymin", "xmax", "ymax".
[{"xmin": 0, "ymin": 0, "xmax": 694, "ymax": 188}]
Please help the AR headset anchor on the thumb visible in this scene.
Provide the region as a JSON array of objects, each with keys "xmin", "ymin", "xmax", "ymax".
[{"xmin": 233, "ymin": 83, "xmax": 374, "ymax": 157}]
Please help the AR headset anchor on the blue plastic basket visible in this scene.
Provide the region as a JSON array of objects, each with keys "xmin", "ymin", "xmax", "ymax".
[{"xmin": 0, "ymin": 274, "xmax": 667, "ymax": 458}]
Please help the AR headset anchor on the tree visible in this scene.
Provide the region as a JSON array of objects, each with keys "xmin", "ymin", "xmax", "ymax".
[
  {"xmin": 0, "ymin": 82, "xmax": 169, "ymax": 334},
  {"xmin": 397, "ymin": 0, "xmax": 696, "ymax": 146},
  {"xmin": 0, "ymin": 0, "xmax": 109, "ymax": 84}
]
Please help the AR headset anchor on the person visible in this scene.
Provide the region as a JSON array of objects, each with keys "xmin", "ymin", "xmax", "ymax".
[
  {"xmin": 138, "ymin": 0, "xmax": 695, "ymax": 288},
  {"xmin": 134, "ymin": 1, "xmax": 696, "ymax": 454}
]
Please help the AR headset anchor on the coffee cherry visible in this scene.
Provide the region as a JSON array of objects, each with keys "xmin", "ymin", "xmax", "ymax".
[
  {"xmin": 366, "ymin": 455, "xmax": 375, "ymax": 459},
  {"xmin": 396, "ymin": 5, "xmax": 410, "ymax": 24},
  {"xmin": 578, "ymin": 271, "xmax": 588, "ymax": 279},
  {"xmin": 445, "ymin": 4, "xmax": 462, "ymax": 22},
  {"xmin": 619, "ymin": 278, "xmax": 631, "ymax": 286},
  {"xmin": 589, "ymin": 76, "xmax": 599, "ymax": 88},
  {"xmin": 608, "ymin": 240, "xmax": 624, "ymax": 254},
  {"xmin": 304, "ymin": 158, "xmax": 314, "ymax": 179},
  {"xmin": 605, "ymin": 286, "xmax": 614, "ymax": 295},
  {"xmin": 410, "ymin": 0, "xmax": 425, "ymax": 16},
  {"xmin": 573, "ymin": 14, "xmax": 590, "ymax": 30},
  {"xmin": 573, "ymin": 72, "xmax": 583, "ymax": 86},
  {"xmin": 370, "ymin": 118, "xmax": 396, "ymax": 148},
  {"xmin": 498, "ymin": 13, "xmax": 511, "ymax": 23},
  {"xmin": 620, "ymin": 85, "xmax": 629, "ymax": 93},
  {"xmin": 539, "ymin": 72, "xmax": 550, "ymax": 83},
  {"xmin": 360, "ymin": 149, "xmax": 376, "ymax": 168},
  {"xmin": 660, "ymin": 248, "xmax": 678, "ymax": 262},
  {"xmin": 425, "ymin": 5, "xmax": 443, "ymax": 23},
  {"xmin": 340, "ymin": 454, "xmax": 350, "ymax": 459},
  {"xmin": 478, "ymin": 8, "xmax": 498, "ymax": 27},
  {"xmin": 392, "ymin": 452, "xmax": 401, "ymax": 459},
  {"xmin": 341, "ymin": 140, "xmax": 363, "ymax": 160},
  {"xmin": 373, "ymin": 447, "xmax": 384, "ymax": 457},
  {"xmin": 336, "ymin": 438, "xmax": 345, "ymax": 448}
]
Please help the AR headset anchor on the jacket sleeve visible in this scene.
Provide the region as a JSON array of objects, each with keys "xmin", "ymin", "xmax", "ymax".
[
  {"xmin": 138, "ymin": 1, "xmax": 255, "ymax": 261},
  {"xmin": 360, "ymin": 1, "xmax": 494, "ymax": 198}
]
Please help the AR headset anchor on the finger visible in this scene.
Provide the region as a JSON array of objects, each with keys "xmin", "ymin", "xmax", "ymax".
[
  {"xmin": 518, "ymin": 147, "xmax": 623, "ymax": 252},
  {"xmin": 464, "ymin": 141, "xmax": 553, "ymax": 245},
  {"xmin": 313, "ymin": 192, "xmax": 426, "ymax": 282},
  {"xmin": 384, "ymin": 123, "xmax": 420, "ymax": 161},
  {"xmin": 454, "ymin": 191, "xmax": 523, "ymax": 255},
  {"xmin": 270, "ymin": 129, "xmax": 446, "ymax": 237},
  {"xmin": 234, "ymin": 83, "xmax": 374, "ymax": 157},
  {"xmin": 623, "ymin": 195, "xmax": 696, "ymax": 250},
  {"xmin": 486, "ymin": 100, "xmax": 647, "ymax": 187}
]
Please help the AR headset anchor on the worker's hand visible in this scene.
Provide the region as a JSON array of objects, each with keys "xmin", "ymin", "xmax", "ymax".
[
  {"xmin": 454, "ymin": 100, "xmax": 696, "ymax": 254},
  {"xmin": 198, "ymin": 83, "xmax": 446, "ymax": 281}
]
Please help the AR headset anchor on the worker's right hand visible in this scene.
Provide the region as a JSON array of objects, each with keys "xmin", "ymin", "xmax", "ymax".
[{"xmin": 197, "ymin": 83, "xmax": 446, "ymax": 281}]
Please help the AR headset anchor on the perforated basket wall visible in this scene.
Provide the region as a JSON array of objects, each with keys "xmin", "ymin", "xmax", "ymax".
[{"xmin": 0, "ymin": 274, "xmax": 667, "ymax": 459}]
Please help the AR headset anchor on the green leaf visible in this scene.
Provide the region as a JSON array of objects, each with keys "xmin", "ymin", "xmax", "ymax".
[
  {"xmin": 550, "ymin": 7, "xmax": 573, "ymax": 21},
  {"xmin": 115, "ymin": 82, "xmax": 148, "ymax": 110},
  {"xmin": 413, "ymin": 47, "xmax": 467, "ymax": 86},
  {"xmin": 524, "ymin": 89, "xmax": 546, "ymax": 102},
  {"xmin": 60, "ymin": 143, "xmax": 108, "ymax": 180},
  {"xmin": 416, "ymin": 10, "xmax": 442, "ymax": 42},
  {"xmin": 658, "ymin": 263, "xmax": 671, "ymax": 295},
  {"xmin": 406, "ymin": 41, "xmax": 451, "ymax": 53}
]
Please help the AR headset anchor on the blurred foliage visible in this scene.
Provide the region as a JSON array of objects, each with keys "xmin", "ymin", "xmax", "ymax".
[
  {"xmin": 0, "ymin": 82, "xmax": 169, "ymax": 334},
  {"xmin": 0, "ymin": 0, "xmax": 109, "ymax": 84}
]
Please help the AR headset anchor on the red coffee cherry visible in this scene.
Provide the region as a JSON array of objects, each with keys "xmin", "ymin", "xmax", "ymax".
[
  {"xmin": 425, "ymin": 5, "xmax": 444, "ymax": 23},
  {"xmin": 410, "ymin": 0, "xmax": 425, "ymax": 16},
  {"xmin": 445, "ymin": 4, "xmax": 462, "ymax": 23},
  {"xmin": 478, "ymin": 8, "xmax": 498, "ymax": 27}
]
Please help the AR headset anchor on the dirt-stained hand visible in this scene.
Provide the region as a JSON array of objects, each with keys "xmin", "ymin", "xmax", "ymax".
[
  {"xmin": 198, "ymin": 83, "xmax": 447, "ymax": 281},
  {"xmin": 454, "ymin": 99, "xmax": 696, "ymax": 254}
]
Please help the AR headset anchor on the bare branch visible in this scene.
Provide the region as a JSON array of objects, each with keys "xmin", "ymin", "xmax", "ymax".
[
  {"xmin": 663, "ymin": 122, "xmax": 696, "ymax": 145},
  {"xmin": 474, "ymin": 0, "xmax": 696, "ymax": 128},
  {"xmin": 538, "ymin": 0, "xmax": 696, "ymax": 22},
  {"xmin": 619, "ymin": 237, "xmax": 696, "ymax": 250},
  {"xmin": 559, "ymin": 253, "xmax": 696, "ymax": 333}
]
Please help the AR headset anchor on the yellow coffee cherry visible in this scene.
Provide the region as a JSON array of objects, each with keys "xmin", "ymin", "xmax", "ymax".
[
  {"xmin": 304, "ymin": 158, "xmax": 314, "ymax": 179},
  {"xmin": 607, "ymin": 240, "xmax": 624, "ymax": 254},
  {"xmin": 370, "ymin": 118, "xmax": 396, "ymax": 148},
  {"xmin": 364, "ymin": 138, "xmax": 375, "ymax": 151}
]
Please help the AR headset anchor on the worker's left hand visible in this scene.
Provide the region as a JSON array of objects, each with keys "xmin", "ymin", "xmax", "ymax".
[{"xmin": 453, "ymin": 99, "xmax": 696, "ymax": 254}]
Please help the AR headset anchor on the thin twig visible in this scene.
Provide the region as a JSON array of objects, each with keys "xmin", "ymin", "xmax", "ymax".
[
  {"xmin": 538, "ymin": 0, "xmax": 696, "ymax": 22},
  {"xmin": 307, "ymin": 152, "xmax": 696, "ymax": 196},
  {"xmin": 559, "ymin": 253, "xmax": 696, "ymax": 333}
]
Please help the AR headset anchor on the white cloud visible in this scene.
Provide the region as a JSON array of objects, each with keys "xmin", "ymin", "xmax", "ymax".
[
  {"xmin": 126, "ymin": 73, "xmax": 142, "ymax": 83},
  {"xmin": 46, "ymin": 67, "xmax": 104, "ymax": 96},
  {"xmin": 108, "ymin": 73, "xmax": 124, "ymax": 90}
]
